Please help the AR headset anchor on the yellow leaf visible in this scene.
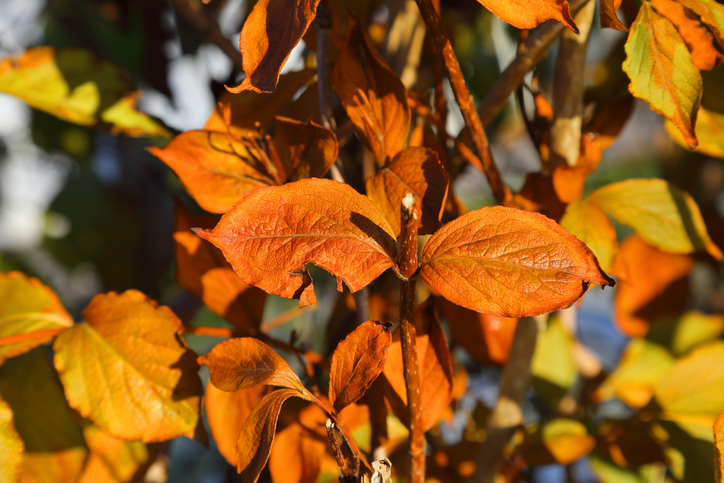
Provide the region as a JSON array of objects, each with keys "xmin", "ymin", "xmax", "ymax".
[
  {"xmin": 0, "ymin": 394, "xmax": 23, "ymax": 483},
  {"xmin": 666, "ymin": 106, "xmax": 724, "ymax": 158},
  {"xmin": 519, "ymin": 419, "xmax": 595, "ymax": 466},
  {"xmin": 715, "ymin": 410, "xmax": 724, "ymax": 482},
  {"xmin": 531, "ymin": 316, "xmax": 578, "ymax": 404},
  {"xmin": 623, "ymin": 2, "xmax": 702, "ymax": 148},
  {"xmin": 0, "ymin": 48, "xmax": 167, "ymax": 137},
  {"xmin": 560, "ymin": 199, "xmax": 619, "ymax": 273},
  {"xmin": 588, "ymin": 179, "xmax": 722, "ymax": 259},
  {"xmin": 53, "ymin": 291, "xmax": 203, "ymax": 442},
  {"xmin": 79, "ymin": 423, "xmax": 152, "ymax": 483}
]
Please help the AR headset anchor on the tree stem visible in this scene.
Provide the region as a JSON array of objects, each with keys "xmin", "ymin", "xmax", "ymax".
[
  {"xmin": 398, "ymin": 193, "xmax": 425, "ymax": 483},
  {"xmin": 413, "ymin": 0, "xmax": 512, "ymax": 205}
]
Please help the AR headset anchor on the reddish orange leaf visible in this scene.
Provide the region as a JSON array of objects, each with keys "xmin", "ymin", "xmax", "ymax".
[
  {"xmin": 437, "ymin": 297, "xmax": 517, "ymax": 364},
  {"xmin": 366, "ymin": 147, "xmax": 450, "ymax": 237},
  {"xmin": 332, "ymin": 14, "xmax": 410, "ymax": 165},
  {"xmin": 229, "ymin": 0, "xmax": 320, "ymax": 93},
  {"xmin": 652, "ymin": 0, "xmax": 724, "ymax": 70},
  {"xmin": 150, "ymin": 130, "xmax": 273, "ymax": 213},
  {"xmin": 196, "ymin": 179, "xmax": 397, "ymax": 307},
  {"xmin": 612, "ymin": 235, "xmax": 693, "ymax": 337},
  {"xmin": 205, "ymin": 383, "xmax": 271, "ymax": 466},
  {"xmin": 53, "ymin": 290, "xmax": 203, "ymax": 442},
  {"xmin": 475, "ymin": 0, "xmax": 578, "ymax": 33},
  {"xmin": 272, "ymin": 116, "xmax": 338, "ymax": 182},
  {"xmin": 421, "ymin": 206, "xmax": 614, "ymax": 317},
  {"xmin": 206, "ymin": 70, "xmax": 315, "ymax": 134},
  {"xmin": 235, "ymin": 388, "xmax": 306, "ymax": 481},
  {"xmin": 0, "ymin": 271, "xmax": 73, "ymax": 365},
  {"xmin": 174, "ymin": 207, "xmax": 265, "ymax": 331},
  {"xmin": 600, "ymin": 0, "xmax": 628, "ymax": 30},
  {"xmin": 199, "ymin": 337, "xmax": 309, "ymax": 395},
  {"xmin": 268, "ymin": 403, "xmax": 328, "ymax": 483},
  {"xmin": 383, "ymin": 298, "xmax": 453, "ymax": 431},
  {"xmin": 329, "ymin": 321, "xmax": 392, "ymax": 413}
]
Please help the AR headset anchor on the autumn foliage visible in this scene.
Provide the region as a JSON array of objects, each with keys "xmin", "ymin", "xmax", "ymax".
[{"xmin": 1, "ymin": 0, "xmax": 724, "ymax": 482}]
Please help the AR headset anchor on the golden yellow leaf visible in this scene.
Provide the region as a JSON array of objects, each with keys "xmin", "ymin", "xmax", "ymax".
[
  {"xmin": 0, "ymin": 394, "xmax": 23, "ymax": 483},
  {"xmin": 560, "ymin": 199, "xmax": 619, "ymax": 273},
  {"xmin": 666, "ymin": 106, "xmax": 724, "ymax": 158}
]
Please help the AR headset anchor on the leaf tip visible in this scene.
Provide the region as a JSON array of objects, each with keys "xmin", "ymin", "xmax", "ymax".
[{"xmin": 707, "ymin": 242, "xmax": 724, "ymax": 261}]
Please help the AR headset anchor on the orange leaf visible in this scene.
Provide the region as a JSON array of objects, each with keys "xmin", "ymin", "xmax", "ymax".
[
  {"xmin": 272, "ymin": 116, "xmax": 338, "ymax": 182},
  {"xmin": 195, "ymin": 178, "xmax": 397, "ymax": 307},
  {"xmin": 366, "ymin": 147, "xmax": 450, "ymax": 237},
  {"xmin": 79, "ymin": 423, "xmax": 152, "ymax": 483},
  {"xmin": 205, "ymin": 383, "xmax": 271, "ymax": 466},
  {"xmin": 475, "ymin": 0, "xmax": 578, "ymax": 33},
  {"xmin": 53, "ymin": 290, "xmax": 203, "ymax": 442},
  {"xmin": 0, "ymin": 349, "xmax": 87, "ymax": 483},
  {"xmin": 206, "ymin": 69, "xmax": 315, "ymax": 134},
  {"xmin": 623, "ymin": 2, "xmax": 702, "ymax": 148},
  {"xmin": 0, "ymin": 271, "xmax": 73, "ymax": 365},
  {"xmin": 437, "ymin": 297, "xmax": 517, "ymax": 364},
  {"xmin": 676, "ymin": 0, "xmax": 724, "ymax": 49},
  {"xmin": 199, "ymin": 337, "xmax": 308, "ymax": 395},
  {"xmin": 332, "ymin": 14, "xmax": 410, "ymax": 165},
  {"xmin": 612, "ymin": 235, "xmax": 693, "ymax": 337},
  {"xmin": 383, "ymin": 298, "xmax": 453, "ymax": 431},
  {"xmin": 174, "ymin": 207, "xmax": 265, "ymax": 331},
  {"xmin": 329, "ymin": 321, "xmax": 392, "ymax": 413},
  {"xmin": 268, "ymin": 403, "xmax": 328, "ymax": 483},
  {"xmin": 715, "ymin": 409, "xmax": 724, "ymax": 482},
  {"xmin": 600, "ymin": 0, "xmax": 628, "ymax": 30},
  {"xmin": 235, "ymin": 388, "xmax": 306, "ymax": 481},
  {"xmin": 150, "ymin": 130, "xmax": 274, "ymax": 213},
  {"xmin": 229, "ymin": 0, "xmax": 320, "ymax": 93},
  {"xmin": 421, "ymin": 206, "xmax": 614, "ymax": 317},
  {"xmin": 652, "ymin": 0, "xmax": 724, "ymax": 70}
]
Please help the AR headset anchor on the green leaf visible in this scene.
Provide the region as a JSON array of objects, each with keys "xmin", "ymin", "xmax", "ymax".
[
  {"xmin": 0, "ymin": 48, "xmax": 167, "ymax": 137},
  {"xmin": 623, "ymin": 1, "xmax": 702, "ymax": 147},
  {"xmin": 588, "ymin": 179, "xmax": 722, "ymax": 259}
]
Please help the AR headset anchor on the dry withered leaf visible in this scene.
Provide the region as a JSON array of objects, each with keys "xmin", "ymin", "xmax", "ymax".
[
  {"xmin": 0, "ymin": 271, "xmax": 73, "ymax": 365},
  {"xmin": 53, "ymin": 291, "xmax": 203, "ymax": 442},
  {"xmin": 383, "ymin": 298, "xmax": 453, "ymax": 431},
  {"xmin": 600, "ymin": 0, "xmax": 628, "ymax": 30},
  {"xmin": 272, "ymin": 116, "xmax": 338, "ymax": 182},
  {"xmin": 475, "ymin": 0, "xmax": 578, "ymax": 32},
  {"xmin": 329, "ymin": 321, "xmax": 391, "ymax": 413},
  {"xmin": 149, "ymin": 130, "xmax": 273, "ymax": 214},
  {"xmin": 652, "ymin": 0, "xmax": 724, "ymax": 70},
  {"xmin": 199, "ymin": 337, "xmax": 308, "ymax": 395},
  {"xmin": 235, "ymin": 388, "xmax": 310, "ymax": 481},
  {"xmin": 174, "ymin": 207, "xmax": 265, "ymax": 331},
  {"xmin": 366, "ymin": 147, "xmax": 450, "ymax": 237},
  {"xmin": 229, "ymin": 0, "xmax": 320, "ymax": 93},
  {"xmin": 196, "ymin": 179, "xmax": 397, "ymax": 307},
  {"xmin": 206, "ymin": 383, "xmax": 271, "ymax": 466},
  {"xmin": 332, "ymin": 14, "xmax": 410, "ymax": 165},
  {"xmin": 612, "ymin": 235, "xmax": 693, "ymax": 337},
  {"xmin": 421, "ymin": 206, "xmax": 614, "ymax": 317}
]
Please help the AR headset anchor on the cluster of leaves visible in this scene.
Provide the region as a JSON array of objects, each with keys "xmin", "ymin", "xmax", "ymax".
[{"xmin": 1, "ymin": 0, "xmax": 724, "ymax": 481}]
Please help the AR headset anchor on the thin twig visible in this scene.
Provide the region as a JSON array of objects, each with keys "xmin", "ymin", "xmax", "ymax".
[
  {"xmin": 414, "ymin": 0, "xmax": 512, "ymax": 205},
  {"xmin": 549, "ymin": 0, "xmax": 596, "ymax": 166},
  {"xmin": 470, "ymin": 316, "xmax": 540, "ymax": 483},
  {"xmin": 398, "ymin": 193, "xmax": 425, "ymax": 483},
  {"xmin": 168, "ymin": 0, "xmax": 244, "ymax": 72},
  {"xmin": 477, "ymin": 0, "xmax": 593, "ymax": 126}
]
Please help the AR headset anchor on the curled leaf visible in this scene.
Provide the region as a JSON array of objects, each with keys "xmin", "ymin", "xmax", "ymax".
[
  {"xmin": 230, "ymin": 0, "xmax": 320, "ymax": 93},
  {"xmin": 235, "ymin": 388, "xmax": 307, "ymax": 481},
  {"xmin": 332, "ymin": 14, "xmax": 410, "ymax": 165},
  {"xmin": 623, "ymin": 2, "xmax": 702, "ymax": 148},
  {"xmin": 475, "ymin": 0, "xmax": 578, "ymax": 32},
  {"xmin": 329, "ymin": 321, "xmax": 391, "ymax": 413},
  {"xmin": 174, "ymin": 207, "xmax": 265, "ymax": 331},
  {"xmin": 421, "ymin": 206, "xmax": 614, "ymax": 317},
  {"xmin": 587, "ymin": 178, "xmax": 722, "ymax": 259},
  {"xmin": 366, "ymin": 147, "xmax": 450, "ymax": 237},
  {"xmin": 196, "ymin": 178, "xmax": 397, "ymax": 307},
  {"xmin": 199, "ymin": 337, "xmax": 308, "ymax": 395},
  {"xmin": 0, "ymin": 271, "xmax": 73, "ymax": 365},
  {"xmin": 53, "ymin": 291, "xmax": 203, "ymax": 442}
]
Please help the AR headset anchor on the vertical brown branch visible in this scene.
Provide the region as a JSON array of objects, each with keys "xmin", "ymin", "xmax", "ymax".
[
  {"xmin": 477, "ymin": 0, "xmax": 592, "ymax": 127},
  {"xmin": 549, "ymin": 0, "xmax": 596, "ymax": 166},
  {"xmin": 399, "ymin": 193, "xmax": 425, "ymax": 483},
  {"xmin": 471, "ymin": 316, "xmax": 540, "ymax": 483},
  {"xmin": 414, "ymin": 0, "xmax": 512, "ymax": 205}
]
